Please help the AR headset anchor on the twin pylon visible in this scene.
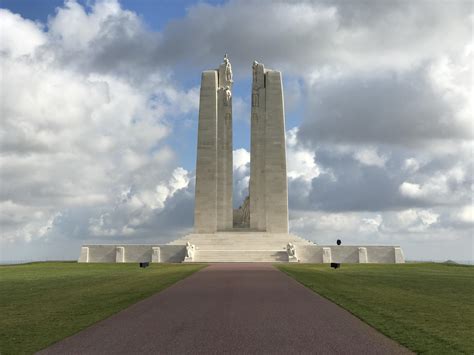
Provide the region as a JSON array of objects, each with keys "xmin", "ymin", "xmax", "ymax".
[{"xmin": 194, "ymin": 55, "xmax": 289, "ymax": 233}]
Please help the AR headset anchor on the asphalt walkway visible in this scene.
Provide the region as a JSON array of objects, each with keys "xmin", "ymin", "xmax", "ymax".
[{"xmin": 39, "ymin": 263, "xmax": 411, "ymax": 354}]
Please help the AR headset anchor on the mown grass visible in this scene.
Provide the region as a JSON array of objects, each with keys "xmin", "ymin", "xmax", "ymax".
[
  {"xmin": 278, "ymin": 263, "xmax": 474, "ymax": 354},
  {"xmin": 0, "ymin": 262, "xmax": 206, "ymax": 354}
]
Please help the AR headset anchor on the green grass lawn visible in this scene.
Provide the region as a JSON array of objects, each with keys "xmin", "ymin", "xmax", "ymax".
[
  {"xmin": 0, "ymin": 262, "xmax": 206, "ymax": 355},
  {"xmin": 278, "ymin": 263, "xmax": 474, "ymax": 354}
]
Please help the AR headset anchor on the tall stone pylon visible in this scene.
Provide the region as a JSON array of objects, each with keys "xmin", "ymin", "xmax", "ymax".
[
  {"xmin": 249, "ymin": 61, "xmax": 289, "ymax": 233},
  {"xmin": 194, "ymin": 55, "xmax": 233, "ymax": 232}
]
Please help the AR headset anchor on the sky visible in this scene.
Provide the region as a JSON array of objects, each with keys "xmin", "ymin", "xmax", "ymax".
[{"xmin": 0, "ymin": 0, "xmax": 472, "ymax": 262}]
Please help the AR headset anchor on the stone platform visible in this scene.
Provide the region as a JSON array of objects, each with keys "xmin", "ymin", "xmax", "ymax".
[
  {"xmin": 78, "ymin": 231, "xmax": 404, "ymax": 263},
  {"xmin": 168, "ymin": 231, "xmax": 314, "ymax": 262}
]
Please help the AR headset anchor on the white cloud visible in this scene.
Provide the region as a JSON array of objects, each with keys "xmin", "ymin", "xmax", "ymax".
[
  {"xmin": 399, "ymin": 164, "xmax": 469, "ymax": 204},
  {"xmin": 360, "ymin": 215, "xmax": 382, "ymax": 233},
  {"xmin": 300, "ymin": 58, "xmax": 473, "ymax": 147},
  {"xmin": 88, "ymin": 167, "xmax": 191, "ymax": 237},
  {"xmin": 286, "ymin": 128, "xmax": 320, "ymax": 182},
  {"xmin": 233, "ymin": 148, "xmax": 250, "ymax": 171},
  {"xmin": 158, "ymin": 0, "xmax": 472, "ymax": 75},
  {"xmin": 0, "ymin": 9, "xmax": 46, "ymax": 57},
  {"xmin": 0, "ymin": 3, "xmax": 197, "ymax": 250},
  {"xmin": 403, "ymin": 158, "xmax": 420, "ymax": 173},
  {"xmin": 455, "ymin": 205, "xmax": 474, "ymax": 225},
  {"xmin": 233, "ymin": 148, "xmax": 251, "ymax": 206},
  {"xmin": 353, "ymin": 147, "xmax": 387, "ymax": 167},
  {"xmin": 381, "ymin": 209, "xmax": 439, "ymax": 234},
  {"xmin": 289, "ymin": 207, "xmax": 473, "ymax": 261},
  {"xmin": 290, "ymin": 210, "xmax": 387, "ymax": 245},
  {"xmin": 399, "ymin": 182, "xmax": 423, "ymax": 198},
  {"xmin": 48, "ymin": 0, "xmax": 124, "ymax": 50}
]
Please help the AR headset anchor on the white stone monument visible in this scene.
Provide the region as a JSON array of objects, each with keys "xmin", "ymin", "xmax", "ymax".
[{"xmin": 78, "ymin": 56, "xmax": 405, "ymax": 264}]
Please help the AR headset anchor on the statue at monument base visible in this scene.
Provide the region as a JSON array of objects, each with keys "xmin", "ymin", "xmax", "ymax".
[
  {"xmin": 184, "ymin": 242, "xmax": 196, "ymax": 262},
  {"xmin": 286, "ymin": 243, "xmax": 298, "ymax": 263}
]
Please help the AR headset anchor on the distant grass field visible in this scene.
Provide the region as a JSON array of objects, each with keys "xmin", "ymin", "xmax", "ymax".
[
  {"xmin": 0, "ymin": 262, "xmax": 206, "ymax": 354},
  {"xmin": 278, "ymin": 263, "xmax": 474, "ymax": 354}
]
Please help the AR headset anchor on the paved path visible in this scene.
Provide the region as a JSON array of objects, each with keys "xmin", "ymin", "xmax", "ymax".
[{"xmin": 39, "ymin": 264, "xmax": 411, "ymax": 354}]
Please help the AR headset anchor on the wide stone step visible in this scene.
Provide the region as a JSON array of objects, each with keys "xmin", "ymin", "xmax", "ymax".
[
  {"xmin": 169, "ymin": 233, "xmax": 314, "ymax": 244},
  {"xmin": 190, "ymin": 250, "xmax": 288, "ymax": 262},
  {"xmin": 177, "ymin": 245, "xmax": 302, "ymax": 251},
  {"xmin": 168, "ymin": 234, "xmax": 315, "ymax": 250}
]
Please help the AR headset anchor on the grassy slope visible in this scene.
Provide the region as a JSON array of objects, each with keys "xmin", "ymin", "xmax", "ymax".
[
  {"xmin": 278, "ymin": 263, "xmax": 474, "ymax": 354},
  {"xmin": 0, "ymin": 262, "xmax": 206, "ymax": 354}
]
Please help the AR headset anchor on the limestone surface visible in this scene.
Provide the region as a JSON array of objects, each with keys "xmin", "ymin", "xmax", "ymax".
[{"xmin": 249, "ymin": 62, "xmax": 289, "ymax": 233}]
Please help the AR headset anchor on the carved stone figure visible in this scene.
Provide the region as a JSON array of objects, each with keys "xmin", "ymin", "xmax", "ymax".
[
  {"xmin": 224, "ymin": 86, "xmax": 232, "ymax": 106},
  {"xmin": 287, "ymin": 243, "xmax": 296, "ymax": 256},
  {"xmin": 252, "ymin": 60, "xmax": 259, "ymax": 82},
  {"xmin": 185, "ymin": 242, "xmax": 195, "ymax": 260},
  {"xmin": 223, "ymin": 54, "xmax": 233, "ymax": 83},
  {"xmin": 252, "ymin": 92, "xmax": 259, "ymax": 107},
  {"xmin": 287, "ymin": 242, "xmax": 298, "ymax": 262}
]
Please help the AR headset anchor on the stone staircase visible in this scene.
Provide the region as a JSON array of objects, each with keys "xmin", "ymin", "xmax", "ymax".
[
  {"xmin": 193, "ymin": 250, "xmax": 288, "ymax": 262},
  {"xmin": 168, "ymin": 231, "xmax": 315, "ymax": 262}
]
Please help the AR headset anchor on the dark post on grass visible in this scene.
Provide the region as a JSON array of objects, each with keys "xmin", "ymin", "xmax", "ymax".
[
  {"xmin": 331, "ymin": 239, "xmax": 342, "ymax": 269},
  {"xmin": 139, "ymin": 262, "xmax": 149, "ymax": 268}
]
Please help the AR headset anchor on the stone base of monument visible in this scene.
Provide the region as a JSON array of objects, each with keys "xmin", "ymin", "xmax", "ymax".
[
  {"xmin": 169, "ymin": 232, "xmax": 404, "ymax": 264},
  {"xmin": 168, "ymin": 232, "xmax": 311, "ymax": 263},
  {"xmin": 78, "ymin": 233, "xmax": 404, "ymax": 264}
]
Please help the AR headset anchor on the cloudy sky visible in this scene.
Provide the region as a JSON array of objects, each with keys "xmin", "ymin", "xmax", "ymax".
[{"xmin": 0, "ymin": 0, "xmax": 472, "ymax": 262}]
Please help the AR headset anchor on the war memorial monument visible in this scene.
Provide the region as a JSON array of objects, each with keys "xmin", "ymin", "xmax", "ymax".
[{"xmin": 79, "ymin": 56, "xmax": 404, "ymax": 264}]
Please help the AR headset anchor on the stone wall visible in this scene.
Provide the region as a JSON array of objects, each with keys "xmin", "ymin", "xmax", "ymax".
[
  {"xmin": 79, "ymin": 245, "xmax": 186, "ymax": 263},
  {"xmin": 78, "ymin": 244, "xmax": 404, "ymax": 264},
  {"xmin": 297, "ymin": 245, "xmax": 404, "ymax": 264}
]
